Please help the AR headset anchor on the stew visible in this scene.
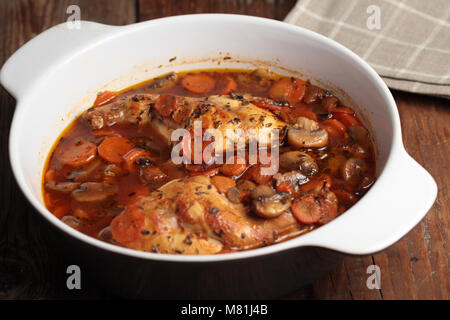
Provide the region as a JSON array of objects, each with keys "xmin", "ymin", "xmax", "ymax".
[{"xmin": 43, "ymin": 68, "xmax": 376, "ymax": 254}]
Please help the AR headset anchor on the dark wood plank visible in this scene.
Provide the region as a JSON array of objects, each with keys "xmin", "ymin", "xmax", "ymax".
[
  {"xmin": 374, "ymin": 239, "xmax": 418, "ymax": 299},
  {"xmin": 139, "ymin": 0, "xmax": 297, "ymax": 21},
  {"xmin": 0, "ymin": 0, "xmax": 137, "ymax": 299},
  {"xmin": 394, "ymin": 91, "xmax": 449, "ymax": 299}
]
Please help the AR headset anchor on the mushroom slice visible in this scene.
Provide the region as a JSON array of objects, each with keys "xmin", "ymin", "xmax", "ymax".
[
  {"xmin": 236, "ymin": 68, "xmax": 275, "ymax": 89},
  {"xmin": 72, "ymin": 182, "xmax": 118, "ymax": 202},
  {"xmin": 297, "ymin": 116, "xmax": 320, "ymax": 131},
  {"xmin": 45, "ymin": 181, "xmax": 81, "ymax": 193},
  {"xmin": 67, "ymin": 158, "xmax": 103, "ymax": 182},
  {"xmin": 226, "ymin": 186, "xmax": 242, "ymax": 204},
  {"xmin": 236, "ymin": 179, "xmax": 257, "ymax": 194},
  {"xmin": 348, "ymin": 125, "xmax": 372, "ymax": 150},
  {"xmin": 343, "ymin": 143, "xmax": 368, "ymax": 159},
  {"xmin": 279, "ymin": 151, "xmax": 319, "ymax": 176},
  {"xmin": 287, "ymin": 117, "xmax": 328, "ymax": 148},
  {"xmin": 98, "ymin": 226, "xmax": 118, "ymax": 244},
  {"xmin": 251, "ymin": 185, "xmax": 291, "ymax": 219},
  {"xmin": 274, "ymin": 170, "xmax": 309, "ymax": 193},
  {"xmin": 251, "ymin": 67, "xmax": 275, "ymax": 85},
  {"xmin": 303, "ymin": 86, "xmax": 325, "ymax": 104},
  {"xmin": 341, "ymin": 158, "xmax": 368, "ymax": 186}
]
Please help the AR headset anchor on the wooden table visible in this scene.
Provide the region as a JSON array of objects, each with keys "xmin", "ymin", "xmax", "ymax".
[{"xmin": 0, "ymin": 0, "xmax": 448, "ymax": 300}]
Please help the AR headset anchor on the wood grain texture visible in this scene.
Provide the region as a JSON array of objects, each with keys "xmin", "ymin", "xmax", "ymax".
[
  {"xmin": 0, "ymin": 0, "xmax": 136, "ymax": 299},
  {"xmin": 0, "ymin": 0, "xmax": 448, "ymax": 299},
  {"xmin": 138, "ymin": 0, "xmax": 297, "ymax": 21}
]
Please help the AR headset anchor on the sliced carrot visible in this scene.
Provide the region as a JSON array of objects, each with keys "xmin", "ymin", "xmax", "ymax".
[
  {"xmin": 290, "ymin": 106, "xmax": 318, "ymax": 121},
  {"xmin": 319, "ymin": 123, "xmax": 340, "ymax": 138},
  {"xmin": 287, "ymin": 79, "xmax": 306, "ymax": 106},
  {"xmin": 322, "ymin": 96, "xmax": 339, "ymax": 112},
  {"xmin": 217, "ymin": 76, "xmax": 237, "ymax": 94},
  {"xmin": 333, "ymin": 112, "xmax": 361, "ymax": 127},
  {"xmin": 189, "ymin": 167, "xmax": 220, "ymax": 177},
  {"xmin": 110, "ymin": 204, "xmax": 145, "ymax": 244},
  {"xmin": 45, "ymin": 169, "xmax": 56, "ymax": 183},
  {"xmin": 291, "ymin": 195, "xmax": 322, "ymax": 225},
  {"xmin": 55, "ymin": 138, "xmax": 97, "ymax": 167},
  {"xmin": 269, "ymin": 78, "xmax": 292, "ymax": 101},
  {"xmin": 320, "ymin": 119, "xmax": 347, "ymax": 138},
  {"xmin": 98, "ymin": 136, "xmax": 134, "ymax": 164},
  {"xmin": 220, "ymin": 162, "xmax": 248, "ymax": 177},
  {"xmin": 94, "ymin": 91, "xmax": 118, "ymax": 107},
  {"xmin": 245, "ymin": 164, "xmax": 273, "ymax": 185},
  {"xmin": 276, "ymin": 182, "xmax": 293, "ymax": 196},
  {"xmin": 123, "ymin": 149, "xmax": 153, "ymax": 172},
  {"xmin": 269, "ymin": 77, "xmax": 306, "ymax": 106},
  {"xmin": 317, "ymin": 200, "xmax": 338, "ymax": 225},
  {"xmin": 53, "ymin": 204, "xmax": 70, "ymax": 219},
  {"xmin": 182, "ymin": 73, "xmax": 216, "ymax": 94},
  {"xmin": 211, "ymin": 175, "xmax": 236, "ymax": 194},
  {"xmin": 322, "ymin": 119, "xmax": 346, "ymax": 135},
  {"xmin": 154, "ymin": 94, "xmax": 177, "ymax": 117}
]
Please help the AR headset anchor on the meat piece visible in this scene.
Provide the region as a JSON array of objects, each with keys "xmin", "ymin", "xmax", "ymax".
[
  {"xmin": 83, "ymin": 94, "xmax": 154, "ymax": 129},
  {"xmin": 139, "ymin": 164, "xmax": 168, "ymax": 187},
  {"xmin": 83, "ymin": 94, "xmax": 287, "ymax": 154},
  {"xmin": 112, "ymin": 175, "xmax": 301, "ymax": 254},
  {"xmin": 192, "ymin": 95, "xmax": 287, "ymax": 153}
]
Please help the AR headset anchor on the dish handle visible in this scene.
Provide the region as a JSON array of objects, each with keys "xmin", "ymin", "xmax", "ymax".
[
  {"xmin": 303, "ymin": 148, "xmax": 437, "ymax": 255},
  {"xmin": 0, "ymin": 21, "xmax": 118, "ymax": 99}
]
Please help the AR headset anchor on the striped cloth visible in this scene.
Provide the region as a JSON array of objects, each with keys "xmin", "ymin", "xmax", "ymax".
[{"xmin": 285, "ymin": 0, "xmax": 450, "ymax": 98}]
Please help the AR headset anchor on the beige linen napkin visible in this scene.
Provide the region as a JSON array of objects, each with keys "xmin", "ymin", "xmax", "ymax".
[{"xmin": 285, "ymin": 0, "xmax": 450, "ymax": 98}]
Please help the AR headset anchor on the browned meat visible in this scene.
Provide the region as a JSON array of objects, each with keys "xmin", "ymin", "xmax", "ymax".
[
  {"xmin": 83, "ymin": 94, "xmax": 154, "ymax": 129},
  {"xmin": 83, "ymin": 94, "xmax": 288, "ymax": 153},
  {"xmin": 115, "ymin": 175, "xmax": 302, "ymax": 254}
]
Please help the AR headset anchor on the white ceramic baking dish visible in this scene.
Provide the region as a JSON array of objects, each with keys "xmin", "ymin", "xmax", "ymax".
[{"xmin": 0, "ymin": 14, "xmax": 437, "ymax": 298}]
